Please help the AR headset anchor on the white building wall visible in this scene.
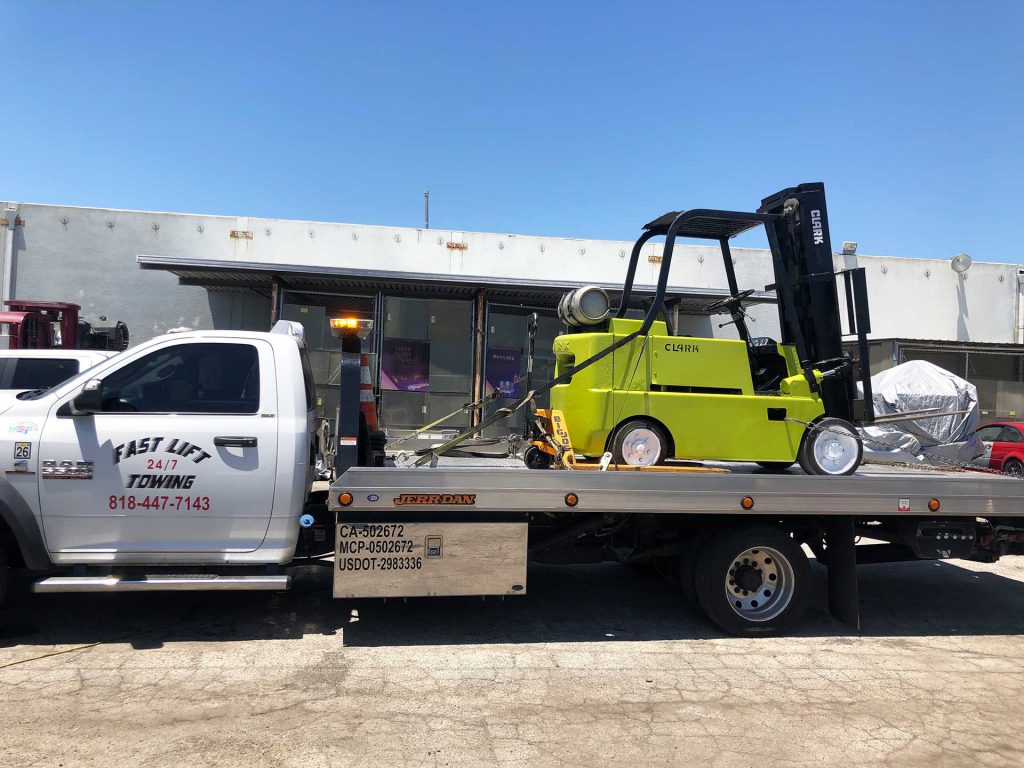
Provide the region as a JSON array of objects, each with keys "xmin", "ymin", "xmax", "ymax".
[{"xmin": 1, "ymin": 200, "xmax": 1020, "ymax": 345}]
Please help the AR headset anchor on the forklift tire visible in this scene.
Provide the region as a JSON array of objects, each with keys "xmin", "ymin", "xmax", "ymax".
[
  {"xmin": 797, "ymin": 417, "xmax": 862, "ymax": 476},
  {"xmin": 694, "ymin": 525, "xmax": 810, "ymax": 636},
  {"xmin": 611, "ymin": 419, "xmax": 667, "ymax": 467},
  {"xmin": 756, "ymin": 461, "xmax": 794, "ymax": 473},
  {"xmin": 523, "ymin": 446, "xmax": 553, "ymax": 470}
]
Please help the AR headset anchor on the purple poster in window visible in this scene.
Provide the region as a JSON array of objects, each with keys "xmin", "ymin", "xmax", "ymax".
[
  {"xmin": 486, "ymin": 346, "xmax": 523, "ymax": 398},
  {"xmin": 381, "ymin": 338, "xmax": 430, "ymax": 392}
]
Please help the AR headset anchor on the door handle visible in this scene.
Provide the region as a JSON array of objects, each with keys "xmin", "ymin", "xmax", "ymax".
[{"xmin": 214, "ymin": 436, "xmax": 258, "ymax": 448}]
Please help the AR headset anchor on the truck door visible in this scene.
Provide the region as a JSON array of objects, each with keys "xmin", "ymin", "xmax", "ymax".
[{"xmin": 38, "ymin": 338, "xmax": 279, "ymax": 554}]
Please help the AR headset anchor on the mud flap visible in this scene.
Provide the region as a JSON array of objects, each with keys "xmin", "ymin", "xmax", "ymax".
[{"xmin": 824, "ymin": 515, "xmax": 860, "ymax": 629}]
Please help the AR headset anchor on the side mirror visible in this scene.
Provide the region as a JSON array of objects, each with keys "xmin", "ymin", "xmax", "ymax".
[{"xmin": 69, "ymin": 378, "xmax": 103, "ymax": 415}]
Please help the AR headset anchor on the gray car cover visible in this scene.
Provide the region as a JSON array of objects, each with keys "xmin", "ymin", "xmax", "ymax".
[{"xmin": 858, "ymin": 360, "xmax": 981, "ymax": 466}]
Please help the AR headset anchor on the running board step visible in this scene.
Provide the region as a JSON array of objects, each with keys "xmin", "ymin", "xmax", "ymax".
[{"xmin": 33, "ymin": 574, "xmax": 291, "ymax": 593}]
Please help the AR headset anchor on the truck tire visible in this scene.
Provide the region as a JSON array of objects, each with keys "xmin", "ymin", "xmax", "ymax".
[
  {"xmin": 612, "ymin": 419, "xmax": 667, "ymax": 467},
  {"xmin": 797, "ymin": 417, "xmax": 862, "ymax": 476},
  {"xmin": 693, "ymin": 526, "xmax": 810, "ymax": 636},
  {"xmin": 0, "ymin": 547, "xmax": 7, "ymax": 607}
]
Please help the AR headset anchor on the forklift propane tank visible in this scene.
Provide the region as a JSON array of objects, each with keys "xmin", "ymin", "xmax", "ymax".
[{"xmin": 558, "ymin": 285, "xmax": 611, "ymax": 327}]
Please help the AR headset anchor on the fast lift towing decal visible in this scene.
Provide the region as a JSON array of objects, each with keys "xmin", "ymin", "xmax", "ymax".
[{"xmin": 103, "ymin": 435, "xmax": 214, "ymax": 511}]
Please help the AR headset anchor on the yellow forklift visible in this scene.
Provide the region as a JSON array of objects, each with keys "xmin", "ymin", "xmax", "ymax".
[{"xmin": 418, "ymin": 182, "xmax": 875, "ymax": 475}]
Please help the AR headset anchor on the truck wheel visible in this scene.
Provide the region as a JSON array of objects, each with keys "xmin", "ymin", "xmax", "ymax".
[
  {"xmin": 612, "ymin": 420, "xmax": 667, "ymax": 467},
  {"xmin": 756, "ymin": 461, "xmax": 794, "ymax": 472},
  {"xmin": 0, "ymin": 547, "xmax": 7, "ymax": 607},
  {"xmin": 797, "ymin": 417, "xmax": 862, "ymax": 476},
  {"xmin": 523, "ymin": 445, "xmax": 553, "ymax": 469},
  {"xmin": 694, "ymin": 526, "xmax": 810, "ymax": 636}
]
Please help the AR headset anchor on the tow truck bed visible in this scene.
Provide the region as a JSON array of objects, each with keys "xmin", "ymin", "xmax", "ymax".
[
  {"xmin": 336, "ymin": 461, "xmax": 1021, "ymax": 519},
  {"xmin": 328, "ymin": 461, "xmax": 1023, "ymax": 635}
]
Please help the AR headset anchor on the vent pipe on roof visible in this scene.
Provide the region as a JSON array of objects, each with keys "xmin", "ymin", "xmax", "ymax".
[
  {"xmin": 2, "ymin": 205, "xmax": 18, "ymax": 313},
  {"xmin": 1016, "ymin": 269, "xmax": 1024, "ymax": 344}
]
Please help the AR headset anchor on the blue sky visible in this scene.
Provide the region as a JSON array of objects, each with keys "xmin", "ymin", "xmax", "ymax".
[{"xmin": 4, "ymin": 1, "xmax": 1022, "ymax": 261}]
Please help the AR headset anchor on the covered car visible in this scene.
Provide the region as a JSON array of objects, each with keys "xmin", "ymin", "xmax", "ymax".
[{"xmin": 859, "ymin": 360, "xmax": 981, "ymax": 466}]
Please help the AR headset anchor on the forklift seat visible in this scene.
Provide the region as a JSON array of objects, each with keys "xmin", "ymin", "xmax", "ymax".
[{"xmin": 747, "ymin": 337, "xmax": 789, "ymax": 393}]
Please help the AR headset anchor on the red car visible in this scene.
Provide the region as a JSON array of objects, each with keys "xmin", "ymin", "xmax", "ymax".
[{"xmin": 972, "ymin": 422, "xmax": 1024, "ymax": 476}]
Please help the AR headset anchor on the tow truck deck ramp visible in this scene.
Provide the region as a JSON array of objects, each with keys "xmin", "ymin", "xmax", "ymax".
[{"xmin": 331, "ymin": 461, "xmax": 1023, "ymax": 633}]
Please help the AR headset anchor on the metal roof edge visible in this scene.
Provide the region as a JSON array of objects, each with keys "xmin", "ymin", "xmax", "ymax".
[{"xmin": 135, "ymin": 254, "xmax": 777, "ymax": 302}]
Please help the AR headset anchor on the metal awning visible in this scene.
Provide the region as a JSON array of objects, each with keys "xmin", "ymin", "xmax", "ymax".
[{"xmin": 137, "ymin": 255, "xmax": 776, "ymax": 315}]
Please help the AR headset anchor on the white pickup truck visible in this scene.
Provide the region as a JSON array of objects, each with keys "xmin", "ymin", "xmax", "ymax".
[
  {"xmin": 0, "ymin": 349, "xmax": 116, "ymax": 412},
  {"xmin": 0, "ymin": 322, "xmax": 322, "ymax": 600}
]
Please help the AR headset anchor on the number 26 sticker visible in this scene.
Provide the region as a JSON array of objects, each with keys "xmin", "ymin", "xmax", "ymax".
[{"xmin": 13, "ymin": 442, "xmax": 31, "ymax": 459}]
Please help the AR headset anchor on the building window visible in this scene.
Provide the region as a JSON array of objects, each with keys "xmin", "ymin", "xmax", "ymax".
[{"xmin": 380, "ymin": 297, "xmax": 473, "ymax": 432}]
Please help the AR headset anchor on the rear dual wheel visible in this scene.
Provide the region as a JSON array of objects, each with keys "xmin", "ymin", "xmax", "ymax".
[{"xmin": 690, "ymin": 526, "xmax": 810, "ymax": 636}]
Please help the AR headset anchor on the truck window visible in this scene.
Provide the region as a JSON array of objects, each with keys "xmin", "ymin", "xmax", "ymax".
[
  {"xmin": 6, "ymin": 358, "xmax": 80, "ymax": 389},
  {"xmin": 98, "ymin": 342, "xmax": 260, "ymax": 414},
  {"xmin": 299, "ymin": 348, "xmax": 315, "ymax": 411}
]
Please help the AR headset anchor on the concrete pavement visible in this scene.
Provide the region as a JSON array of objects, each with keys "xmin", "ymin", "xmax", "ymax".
[{"xmin": 2, "ymin": 557, "xmax": 1024, "ymax": 767}]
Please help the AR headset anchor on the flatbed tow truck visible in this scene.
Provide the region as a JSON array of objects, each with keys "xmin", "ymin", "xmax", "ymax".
[{"xmin": 0, "ymin": 182, "xmax": 1020, "ymax": 637}]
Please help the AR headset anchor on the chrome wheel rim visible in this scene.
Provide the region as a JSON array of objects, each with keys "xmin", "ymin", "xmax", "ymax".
[
  {"xmin": 724, "ymin": 546, "xmax": 794, "ymax": 622},
  {"xmin": 620, "ymin": 427, "xmax": 661, "ymax": 466},
  {"xmin": 812, "ymin": 426, "xmax": 859, "ymax": 475}
]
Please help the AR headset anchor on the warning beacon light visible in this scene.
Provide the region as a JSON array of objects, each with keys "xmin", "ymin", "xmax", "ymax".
[{"xmin": 330, "ymin": 317, "xmax": 374, "ymax": 339}]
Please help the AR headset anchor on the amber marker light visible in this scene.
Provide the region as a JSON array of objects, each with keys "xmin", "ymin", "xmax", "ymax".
[
  {"xmin": 565, "ymin": 493, "xmax": 579, "ymax": 507},
  {"xmin": 928, "ymin": 498, "xmax": 941, "ymax": 511},
  {"xmin": 741, "ymin": 496, "xmax": 755, "ymax": 510},
  {"xmin": 339, "ymin": 492, "xmax": 354, "ymax": 507}
]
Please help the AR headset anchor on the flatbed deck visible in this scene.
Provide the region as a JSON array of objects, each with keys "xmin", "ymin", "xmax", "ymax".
[{"xmin": 335, "ymin": 460, "xmax": 1022, "ymax": 519}]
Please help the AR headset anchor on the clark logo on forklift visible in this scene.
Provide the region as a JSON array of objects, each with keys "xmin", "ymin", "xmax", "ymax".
[
  {"xmin": 393, "ymin": 493, "xmax": 476, "ymax": 506},
  {"xmin": 811, "ymin": 209, "xmax": 824, "ymax": 245},
  {"xmin": 664, "ymin": 343, "xmax": 700, "ymax": 353}
]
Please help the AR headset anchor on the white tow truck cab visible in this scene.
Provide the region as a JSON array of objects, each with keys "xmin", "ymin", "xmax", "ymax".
[{"xmin": 0, "ymin": 321, "xmax": 318, "ymax": 594}]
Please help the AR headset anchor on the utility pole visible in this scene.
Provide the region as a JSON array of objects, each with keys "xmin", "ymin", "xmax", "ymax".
[{"xmin": 423, "ymin": 190, "xmax": 430, "ymax": 229}]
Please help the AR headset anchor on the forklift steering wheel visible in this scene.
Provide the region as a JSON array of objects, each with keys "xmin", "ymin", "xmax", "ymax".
[{"xmin": 705, "ymin": 289, "xmax": 755, "ymax": 313}]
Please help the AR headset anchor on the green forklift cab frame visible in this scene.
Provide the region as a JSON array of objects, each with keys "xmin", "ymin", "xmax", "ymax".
[{"xmin": 615, "ymin": 181, "xmax": 874, "ymax": 425}]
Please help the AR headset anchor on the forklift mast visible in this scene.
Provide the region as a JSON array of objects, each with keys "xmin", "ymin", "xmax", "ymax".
[{"xmin": 758, "ymin": 182, "xmax": 869, "ymax": 423}]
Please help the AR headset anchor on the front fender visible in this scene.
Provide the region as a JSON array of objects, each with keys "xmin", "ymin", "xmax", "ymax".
[{"xmin": 0, "ymin": 478, "xmax": 51, "ymax": 570}]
